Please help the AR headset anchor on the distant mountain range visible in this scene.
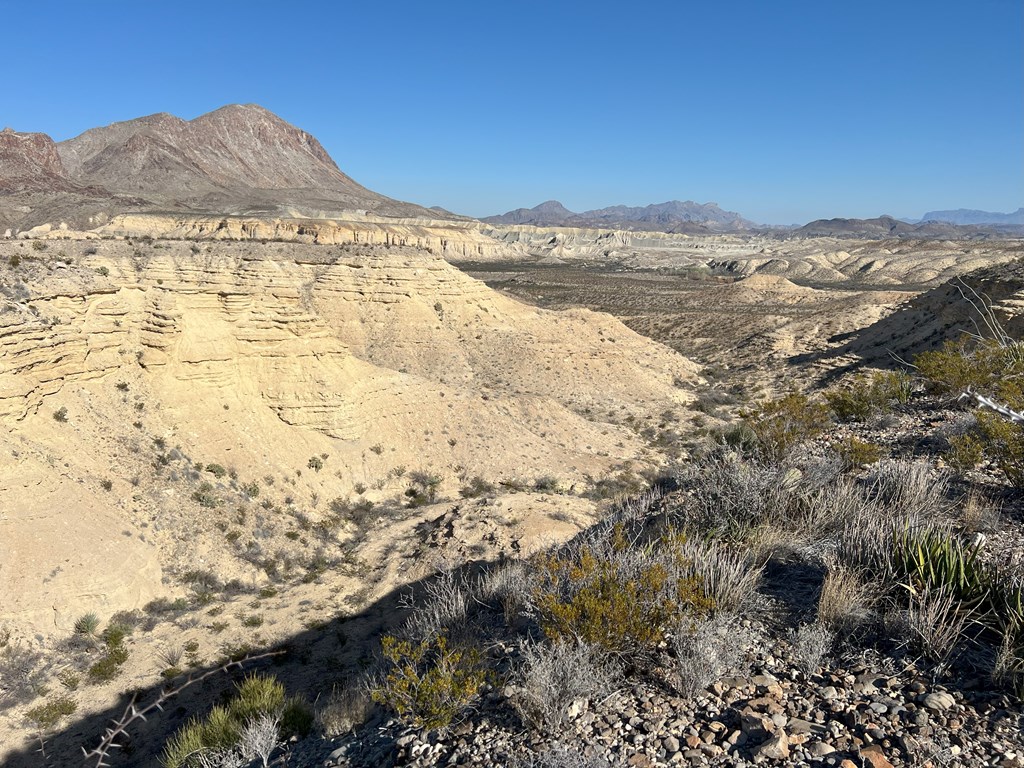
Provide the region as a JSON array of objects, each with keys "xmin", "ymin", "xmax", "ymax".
[
  {"xmin": 2, "ymin": 105, "xmax": 1022, "ymax": 240},
  {"xmin": 916, "ymin": 208, "xmax": 1024, "ymax": 226},
  {"xmin": 483, "ymin": 200, "xmax": 757, "ymax": 233}
]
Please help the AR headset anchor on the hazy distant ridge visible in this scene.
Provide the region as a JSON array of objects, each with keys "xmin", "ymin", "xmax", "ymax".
[
  {"xmin": 483, "ymin": 199, "xmax": 757, "ymax": 232},
  {"xmin": 918, "ymin": 208, "xmax": 1024, "ymax": 226}
]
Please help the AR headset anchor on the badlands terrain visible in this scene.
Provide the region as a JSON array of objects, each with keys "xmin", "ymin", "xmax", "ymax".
[{"xmin": 1, "ymin": 105, "xmax": 1024, "ymax": 768}]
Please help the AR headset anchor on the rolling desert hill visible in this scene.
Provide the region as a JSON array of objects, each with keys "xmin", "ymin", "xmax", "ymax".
[{"xmin": 0, "ymin": 237, "xmax": 697, "ymax": 636}]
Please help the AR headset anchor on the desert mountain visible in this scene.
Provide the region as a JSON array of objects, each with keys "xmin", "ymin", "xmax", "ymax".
[
  {"xmin": 55, "ymin": 104, "xmax": 422, "ymax": 216},
  {"xmin": 0, "ymin": 128, "xmax": 78, "ymax": 193},
  {"xmin": 918, "ymin": 207, "xmax": 1024, "ymax": 226},
  {"xmin": 792, "ymin": 214, "xmax": 1024, "ymax": 239},
  {"xmin": 483, "ymin": 199, "xmax": 756, "ymax": 232},
  {"xmin": 0, "ymin": 105, "xmax": 449, "ymax": 231}
]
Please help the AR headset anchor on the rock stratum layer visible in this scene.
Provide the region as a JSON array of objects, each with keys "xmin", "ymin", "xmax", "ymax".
[{"xmin": 0, "ymin": 239, "xmax": 697, "ymax": 634}]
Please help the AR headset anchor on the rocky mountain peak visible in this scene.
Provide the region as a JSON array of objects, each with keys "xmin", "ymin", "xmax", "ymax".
[{"xmin": 0, "ymin": 129, "xmax": 76, "ymax": 193}]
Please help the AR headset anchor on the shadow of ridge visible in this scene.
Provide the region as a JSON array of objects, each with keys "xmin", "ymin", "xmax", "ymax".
[
  {"xmin": 4, "ymin": 556, "xmax": 501, "ymax": 768},
  {"xmin": 787, "ymin": 263, "xmax": 1024, "ymax": 386}
]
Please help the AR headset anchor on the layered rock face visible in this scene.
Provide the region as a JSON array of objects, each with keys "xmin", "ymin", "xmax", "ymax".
[
  {"xmin": 0, "ymin": 240, "xmax": 698, "ymax": 634},
  {"xmin": 0, "ymin": 129, "xmax": 78, "ymax": 193}
]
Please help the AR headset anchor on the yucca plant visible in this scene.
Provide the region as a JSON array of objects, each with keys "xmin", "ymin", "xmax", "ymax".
[{"xmin": 892, "ymin": 526, "xmax": 995, "ymax": 619}]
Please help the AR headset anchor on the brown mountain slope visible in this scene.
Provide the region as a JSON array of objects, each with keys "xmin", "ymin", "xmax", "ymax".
[{"xmin": 55, "ymin": 104, "xmax": 434, "ymax": 218}]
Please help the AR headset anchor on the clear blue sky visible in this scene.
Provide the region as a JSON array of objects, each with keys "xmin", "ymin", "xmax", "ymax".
[{"xmin": 3, "ymin": 0, "xmax": 1021, "ymax": 224}]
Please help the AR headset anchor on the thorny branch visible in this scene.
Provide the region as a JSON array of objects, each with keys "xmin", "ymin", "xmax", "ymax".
[{"xmin": 81, "ymin": 651, "xmax": 283, "ymax": 767}]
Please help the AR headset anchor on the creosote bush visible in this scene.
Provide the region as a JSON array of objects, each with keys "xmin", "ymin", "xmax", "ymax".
[
  {"xmin": 825, "ymin": 370, "xmax": 911, "ymax": 423},
  {"xmin": 371, "ymin": 633, "xmax": 488, "ymax": 730},
  {"xmin": 25, "ymin": 694, "xmax": 77, "ymax": 730},
  {"xmin": 742, "ymin": 392, "xmax": 829, "ymax": 461},
  {"xmin": 531, "ymin": 524, "xmax": 713, "ymax": 655},
  {"xmin": 832, "ymin": 436, "xmax": 884, "ymax": 469}
]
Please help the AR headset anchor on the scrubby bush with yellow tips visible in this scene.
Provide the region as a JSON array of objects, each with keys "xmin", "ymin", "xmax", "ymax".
[
  {"xmin": 915, "ymin": 335, "xmax": 1024, "ymax": 487},
  {"xmin": 741, "ymin": 392, "xmax": 829, "ymax": 461},
  {"xmin": 832, "ymin": 436, "xmax": 884, "ymax": 469},
  {"xmin": 531, "ymin": 524, "xmax": 713, "ymax": 655},
  {"xmin": 371, "ymin": 633, "xmax": 489, "ymax": 730},
  {"xmin": 916, "ymin": 336, "xmax": 1024, "ymax": 402},
  {"xmin": 826, "ymin": 370, "xmax": 912, "ymax": 423}
]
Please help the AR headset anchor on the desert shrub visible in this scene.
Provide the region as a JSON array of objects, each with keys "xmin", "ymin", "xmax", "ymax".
[
  {"xmin": 459, "ymin": 476, "xmax": 494, "ymax": 498},
  {"xmin": 915, "ymin": 335, "xmax": 1024, "ymax": 399},
  {"xmin": 57, "ymin": 669, "xmax": 80, "ymax": 691},
  {"xmin": 531, "ymin": 525, "xmax": 713, "ymax": 655},
  {"xmin": 833, "ymin": 436, "xmax": 884, "ymax": 469},
  {"xmin": 584, "ymin": 470, "xmax": 647, "ymax": 501},
  {"xmin": 371, "ymin": 633, "xmax": 488, "ymax": 730},
  {"xmin": 52, "ymin": 406, "xmax": 68, "ymax": 423},
  {"xmin": 533, "ymin": 475, "xmax": 560, "ymax": 493},
  {"xmin": 205, "ymin": 463, "xmax": 227, "ymax": 479},
  {"xmin": 0, "ymin": 643, "xmax": 49, "ymax": 706},
  {"xmin": 742, "ymin": 392, "xmax": 829, "ymax": 460},
  {"xmin": 87, "ymin": 642, "xmax": 129, "ymax": 683},
  {"xmin": 24, "ymin": 694, "xmax": 77, "ymax": 730},
  {"xmin": 513, "ymin": 639, "xmax": 619, "ymax": 728},
  {"xmin": 826, "ymin": 370, "xmax": 912, "ymax": 423},
  {"xmin": 102, "ymin": 620, "xmax": 132, "ymax": 647},
  {"xmin": 317, "ymin": 684, "xmax": 375, "ymax": 736},
  {"xmin": 915, "ymin": 334, "xmax": 1024, "ymax": 486},
  {"xmin": 31, "ymin": 240, "xmax": 47, "ymax": 251},
  {"xmin": 675, "ymin": 449, "xmax": 796, "ymax": 541},
  {"xmin": 674, "ymin": 613, "xmax": 749, "ymax": 696},
  {"xmin": 976, "ymin": 412, "xmax": 1024, "ymax": 487},
  {"xmin": 405, "ymin": 470, "xmax": 442, "ymax": 506},
  {"xmin": 192, "ymin": 482, "xmax": 220, "ymax": 508},
  {"xmin": 945, "ymin": 433, "xmax": 985, "ymax": 475},
  {"xmin": 512, "ymin": 743, "xmax": 615, "ymax": 768},
  {"xmin": 307, "ymin": 456, "xmax": 323, "ymax": 472},
  {"xmin": 161, "ymin": 674, "xmax": 297, "ymax": 768},
  {"xmin": 788, "ymin": 623, "xmax": 833, "ymax": 674}
]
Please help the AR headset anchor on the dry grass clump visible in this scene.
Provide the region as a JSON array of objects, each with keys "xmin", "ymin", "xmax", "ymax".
[
  {"xmin": 673, "ymin": 613, "xmax": 751, "ymax": 696},
  {"xmin": 904, "ymin": 587, "xmax": 971, "ymax": 670},
  {"xmin": 672, "ymin": 537, "xmax": 762, "ymax": 612},
  {"xmin": 788, "ymin": 623, "xmax": 833, "ymax": 674},
  {"xmin": 513, "ymin": 639, "xmax": 619, "ymax": 727},
  {"xmin": 816, "ymin": 565, "xmax": 874, "ymax": 632},
  {"xmin": 316, "ymin": 683, "xmax": 375, "ymax": 737}
]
